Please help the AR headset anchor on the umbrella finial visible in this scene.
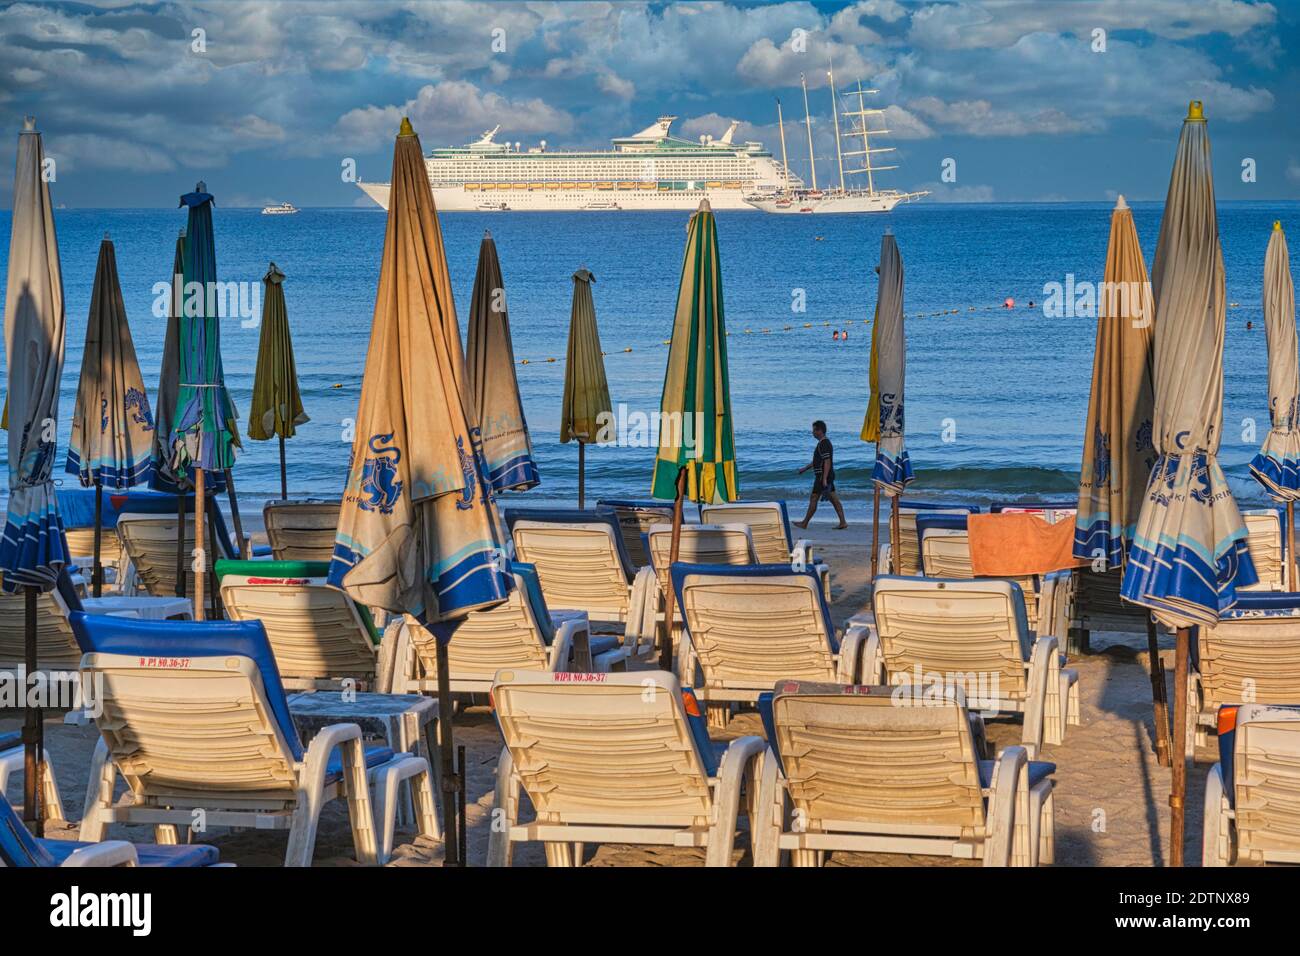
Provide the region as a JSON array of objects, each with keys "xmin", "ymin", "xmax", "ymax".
[
  {"xmin": 178, "ymin": 227, "xmax": 186, "ymax": 239},
  {"xmin": 483, "ymin": 228, "xmax": 491, "ymax": 239},
  {"xmin": 1115, "ymin": 194, "xmax": 1128, "ymax": 210},
  {"xmin": 196, "ymin": 180, "xmax": 206, "ymax": 192},
  {"xmin": 1274, "ymin": 220, "xmax": 1283, "ymax": 232},
  {"xmin": 883, "ymin": 225, "xmax": 893, "ymax": 236},
  {"xmin": 22, "ymin": 115, "xmax": 36, "ymax": 131},
  {"xmin": 697, "ymin": 198, "xmax": 712, "ymax": 212},
  {"xmin": 1186, "ymin": 100, "xmax": 1205, "ymax": 122},
  {"xmin": 399, "ymin": 116, "xmax": 415, "ymax": 137},
  {"xmin": 103, "ymin": 231, "xmax": 110, "ymax": 241}
]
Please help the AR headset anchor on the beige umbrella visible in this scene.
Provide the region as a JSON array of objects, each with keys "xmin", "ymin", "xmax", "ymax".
[
  {"xmin": 66, "ymin": 234, "xmax": 157, "ymax": 597},
  {"xmin": 0, "ymin": 117, "xmax": 68, "ymax": 835},
  {"xmin": 1249, "ymin": 222, "xmax": 1299, "ymax": 587},
  {"xmin": 1073, "ymin": 196, "xmax": 1168, "ymax": 762},
  {"xmin": 329, "ymin": 118, "xmax": 511, "ymax": 861},
  {"xmin": 861, "ymin": 231, "xmax": 913, "ymax": 575},
  {"xmin": 560, "ymin": 267, "xmax": 612, "ymax": 508},
  {"xmin": 1120, "ymin": 101, "xmax": 1258, "ymax": 866},
  {"xmin": 465, "ymin": 231, "xmax": 539, "ymax": 492}
]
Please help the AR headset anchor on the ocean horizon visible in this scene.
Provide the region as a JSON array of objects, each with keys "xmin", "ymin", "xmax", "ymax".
[{"xmin": 3, "ymin": 199, "xmax": 1298, "ymax": 515}]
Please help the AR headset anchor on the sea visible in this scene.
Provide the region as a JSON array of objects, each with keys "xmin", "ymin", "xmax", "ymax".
[{"xmin": 2, "ymin": 200, "xmax": 1298, "ymax": 519}]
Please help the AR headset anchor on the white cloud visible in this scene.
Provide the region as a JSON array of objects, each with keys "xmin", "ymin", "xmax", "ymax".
[
  {"xmin": 1288, "ymin": 159, "xmax": 1300, "ymax": 184},
  {"xmin": 912, "ymin": 181, "xmax": 996, "ymax": 202}
]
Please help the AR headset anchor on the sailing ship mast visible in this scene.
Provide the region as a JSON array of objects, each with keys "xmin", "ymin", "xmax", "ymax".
[
  {"xmin": 841, "ymin": 79, "xmax": 897, "ymax": 195},
  {"xmin": 828, "ymin": 62, "xmax": 845, "ymax": 191},
  {"xmin": 776, "ymin": 97, "xmax": 791, "ymax": 190},
  {"xmin": 800, "ymin": 73, "xmax": 818, "ymax": 191}
]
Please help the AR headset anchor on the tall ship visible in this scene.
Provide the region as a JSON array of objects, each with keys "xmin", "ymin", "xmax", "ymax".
[
  {"xmin": 744, "ymin": 68, "xmax": 927, "ymax": 214},
  {"xmin": 355, "ymin": 117, "xmax": 798, "ymax": 212}
]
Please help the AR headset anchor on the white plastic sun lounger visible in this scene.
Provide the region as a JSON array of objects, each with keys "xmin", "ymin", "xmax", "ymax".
[
  {"xmin": 1189, "ymin": 594, "xmax": 1300, "ymax": 755},
  {"xmin": 875, "ymin": 501, "xmax": 980, "ymax": 577},
  {"xmin": 217, "ymin": 559, "xmax": 380, "ymax": 691},
  {"xmin": 672, "ymin": 564, "xmax": 869, "ymax": 725},
  {"xmin": 509, "ymin": 513, "xmax": 657, "ymax": 659},
  {"xmin": 388, "ymin": 564, "xmax": 628, "ymax": 696},
  {"xmin": 1204, "ymin": 703, "xmax": 1300, "ymax": 866},
  {"xmin": 596, "ymin": 499, "xmax": 676, "ymax": 568},
  {"xmin": 115, "ymin": 512, "xmax": 227, "ymax": 601},
  {"xmin": 487, "ymin": 669, "xmax": 770, "ymax": 867},
  {"xmin": 0, "ymin": 731, "xmax": 65, "ymax": 824},
  {"xmin": 1240, "ymin": 509, "xmax": 1287, "ymax": 591},
  {"xmin": 752, "ymin": 682, "xmax": 1056, "ymax": 866},
  {"xmin": 70, "ymin": 612, "xmax": 438, "ymax": 866},
  {"xmin": 698, "ymin": 501, "xmax": 831, "ymax": 599},
  {"xmin": 263, "ymin": 499, "xmax": 343, "ymax": 563},
  {"xmin": 868, "ymin": 576, "xmax": 1080, "ymax": 753}
]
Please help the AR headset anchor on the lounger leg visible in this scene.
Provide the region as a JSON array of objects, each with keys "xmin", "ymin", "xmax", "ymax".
[
  {"xmin": 39, "ymin": 755, "xmax": 64, "ymax": 823},
  {"xmin": 78, "ymin": 738, "xmax": 115, "ymax": 843},
  {"xmin": 487, "ymin": 747, "xmax": 518, "ymax": 868},
  {"xmin": 373, "ymin": 756, "xmax": 440, "ymax": 864},
  {"xmin": 153, "ymin": 824, "xmax": 180, "ymax": 845},
  {"xmin": 749, "ymin": 749, "xmax": 783, "ymax": 866},
  {"xmin": 706, "ymin": 702, "xmax": 730, "ymax": 731},
  {"xmin": 544, "ymin": 842, "xmax": 575, "ymax": 867},
  {"xmin": 705, "ymin": 736, "xmax": 766, "ymax": 867},
  {"xmin": 1201, "ymin": 764, "xmax": 1232, "ymax": 867},
  {"xmin": 982, "ymin": 746, "xmax": 1028, "ymax": 867},
  {"xmin": 341, "ymin": 737, "xmax": 380, "ymax": 866}
]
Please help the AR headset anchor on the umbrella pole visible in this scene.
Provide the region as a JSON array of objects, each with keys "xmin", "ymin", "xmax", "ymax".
[
  {"xmin": 193, "ymin": 468, "xmax": 207, "ymax": 622},
  {"xmin": 92, "ymin": 481, "xmax": 104, "ymax": 599},
  {"xmin": 889, "ymin": 493, "xmax": 900, "ymax": 575},
  {"xmin": 434, "ymin": 635, "xmax": 461, "ymax": 866},
  {"xmin": 175, "ymin": 489, "xmax": 187, "ymax": 598},
  {"xmin": 1170, "ymin": 625, "xmax": 1191, "ymax": 867},
  {"xmin": 578, "ymin": 442, "xmax": 585, "ymax": 510},
  {"xmin": 22, "ymin": 586, "xmax": 43, "ymax": 836},
  {"xmin": 870, "ymin": 484, "xmax": 880, "ymax": 581},
  {"xmin": 224, "ymin": 468, "xmax": 247, "ymax": 560},
  {"xmin": 279, "ymin": 434, "xmax": 288, "ymax": 501},
  {"xmin": 1289, "ymin": 500, "xmax": 1297, "ymax": 591},
  {"xmin": 660, "ymin": 467, "xmax": 686, "ymax": 672},
  {"xmin": 1146, "ymin": 617, "xmax": 1172, "ymax": 767}
]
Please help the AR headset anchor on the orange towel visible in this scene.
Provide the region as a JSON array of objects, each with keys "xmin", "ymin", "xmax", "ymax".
[{"xmin": 968, "ymin": 512, "xmax": 1084, "ymax": 577}]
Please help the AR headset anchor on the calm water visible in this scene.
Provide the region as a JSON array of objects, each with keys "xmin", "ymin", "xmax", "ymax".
[{"xmin": 2, "ymin": 201, "xmax": 1297, "ymax": 514}]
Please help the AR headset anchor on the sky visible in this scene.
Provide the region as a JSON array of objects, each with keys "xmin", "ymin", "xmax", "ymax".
[{"xmin": 1, "ymin": 0, "xmax": 1297, "ymax": 207}]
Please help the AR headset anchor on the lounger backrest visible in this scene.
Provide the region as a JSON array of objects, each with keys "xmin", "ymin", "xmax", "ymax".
[
  {"xmin": 597, "ymin": 499, "xmax": 676, "ymax": 567},
  {"xmin": 63, "ymin": 526, "xmax": 124, "ymax": 572},
  {"xmin": 916, "ymin": 519, "xmax": 1040, "ymax": 628},
  {"xmin": 511, "ymin": 519, "xmax": 631, "ymax": 622},
  {"xmin": 408, "ymin": 570, "xmax": 549, "ymax": 679},
  {"xmin": 217, "ymin": 560, "xmax": 377, "ymax": 683},
  {"xmin": 0, "ymin": 571, "xmax": 84, "ymax": 669},
  {"xmin": 895, "ymin": 502, "xmax": 978, "ymax": 576},
  {"xmin": 674, "ymin": 565, "xmax": 837, "ymax": 685},
  {"xmin": 1241, "ymin": 510, "xmax": 1285, "ymax": 591},
  {"xmin": 491, "ymin": 669, "xmax": 715, "ymax": 826},
  {"xmin": 1074, "ymin": 568, "xmax": 1149, "ymax": 630},
  {"xmin": 771, "ymin": 681, "xmax": 985, "ymax": 832},
  {"xmin": 1199, "ymin": 596, "xmax": 1300, "ymax": 710},
  {"xmin": 699, "ymin": 502, "xmax": 792, "ymax": 564},
  {"xmin": 263, "ymin": 500, "xmax": 343, "ymax": 563},
  {"xmin": 70, "ymin": 613, "xmax": 304, "ymax": 808},
  {"xmin": 1232, "ymin": 704, "xmax": 1300, "ymax": 861},
  {"xmin": 116, "ymin": 513, "xmax": 213, "ymax": 600},
  {"xmin": 0, "ymin": 791, "xmax": 59, "ymax": 867},
  {"xmin": 646, "ymin": 523, "xmax": 754, "ymax": 597},
  {"xmin": 872, "ymin": 576, "xmax": 1031, "ymax": 698}
]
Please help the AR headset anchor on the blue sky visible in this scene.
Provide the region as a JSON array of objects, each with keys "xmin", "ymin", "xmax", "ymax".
[{"xmin": 1, "ymin": 0, "xmax": 1296, "ymax": 207}]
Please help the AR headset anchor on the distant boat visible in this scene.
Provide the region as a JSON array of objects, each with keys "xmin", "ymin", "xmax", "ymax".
[{"xmin": 261, "ymin": 201, "xmax": 299, "ymax": 215}]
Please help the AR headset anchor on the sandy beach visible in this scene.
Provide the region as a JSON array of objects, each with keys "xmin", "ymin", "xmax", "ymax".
[{"xmin": 1, "ymin": 514, "xmax": 1209, "ymax": 868}]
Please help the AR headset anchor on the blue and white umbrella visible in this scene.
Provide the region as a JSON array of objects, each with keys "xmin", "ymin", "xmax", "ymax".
[{"xmin": 1249, "ymin": 223, "xmax": 1299, "ymax": 501}]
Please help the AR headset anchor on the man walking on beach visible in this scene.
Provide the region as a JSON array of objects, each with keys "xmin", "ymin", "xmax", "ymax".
[{"xmin": 795, "ymin": 420, "xmax": 847, "ymax": 529}]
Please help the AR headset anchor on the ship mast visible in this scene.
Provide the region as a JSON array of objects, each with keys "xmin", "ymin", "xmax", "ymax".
[
  {"xmin": 776, "ymin": 98, "xmax": 791, "ymax": 190},
  {"xmin": 828, "ymin": 62, "xmax": 845, "ymax": 191},
  {"xmin": 842, "ymin": 79, "xmax": 897, "ymax": 195},
  {"xmin": 800, "ymin": 72, "xmax": 817, "ymax": 191}
]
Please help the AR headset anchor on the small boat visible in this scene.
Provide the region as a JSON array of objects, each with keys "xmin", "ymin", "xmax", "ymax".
[{"xmin": 261, "ymin": 201, "xmax": 299, "ymax": 215}]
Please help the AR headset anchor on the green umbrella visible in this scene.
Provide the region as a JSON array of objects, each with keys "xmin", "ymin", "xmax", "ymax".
[
  {"xmin": 247, "ymin": 262, "xmax": 308, "ymax": 500},
  {"xmin": 170, "ymin": 182, "xmax": 244, "ymax": 613},
  {"xmin": 651, "ymin": 199, "xmax": 739, "ymax": 669},
  {"xmin": 560, "ymin": 267, "xmax": 612, "ymax": 508}
]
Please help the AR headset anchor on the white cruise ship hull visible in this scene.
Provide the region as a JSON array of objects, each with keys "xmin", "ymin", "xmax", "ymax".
[{"xmin": 356, "ymin": 181, "xmax": 760, "ymax": 212}]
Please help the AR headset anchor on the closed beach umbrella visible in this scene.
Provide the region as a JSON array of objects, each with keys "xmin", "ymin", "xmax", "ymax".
[
  {"xmin": 247, "ymin": 262, "xmax": 308, "ymax": 500},
  {"xmin": 860, "ymin": 231, "xmax": 913, "ymax": 574},
  {"xmin": 465, "ymin": 230, "xmax": 539, "ymax": 493},
  {"xmin": 0, "ymin": 117, "xmax": 68, "ymax": 834},
  {"xmin": 1249, "ymin": 222, "xmax": 1299, "ymax": 587},
  {"xmin": 1120, "ymin": 101, "xmax": 1258, "ymax": 866},
  {"xmin": 1073, "ymin": 195, "xmax": 1167, "ymax": 763},
  {"xmin": 651, "ymin": 199, "xmax": 739, "ymax": 670},
  {"xmin": 329, "ymin": 118, "xmax": 511, "ymax": 862},
  {"xmin": 171, "ymin": 183, "xmax": 244, "ymax": 610},
  {"xmin": 560, "ymin": 267, "xmax": 612, "ymax": 508},
  {"xmin": 66, "ymin": 235, "xmax": 157, "ymax": 597},
  {"xmin": 150, "ymin": 229, "xmax": 186, "ymax": 492}
]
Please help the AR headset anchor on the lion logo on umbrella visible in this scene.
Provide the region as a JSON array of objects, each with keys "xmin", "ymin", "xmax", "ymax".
[{"xmin": 359, "ymin": 432, "xmax": 403, "ymax": 515}]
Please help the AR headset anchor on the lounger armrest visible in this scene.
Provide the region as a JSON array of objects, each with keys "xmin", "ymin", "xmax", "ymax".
[
  {"xmin": 791, "ymin": 539, "xmax": 815, "ymax": 568},
  {"xmin": 708, "ymin": 735, "xmax": 769, "ymax": 866},
  {"xmin": 837, "ymin": 623, "xmax": 872, "ymax": 683},
  {"xmin": 301, "ymin": 722, "xmax": 365, "ymax": 782},
  {"xmin": 625, "ymin": 566, "xmax": 658, "ymax": 657},
  {"xmin": 62, "ymin": 841, "xmax": 139, "ymax": 867},
  {"xmin": 1024, "ymin": 636, "xmax": 1058, "ymax": 758},
  {"xmin": 877, "ymin": 543, "xmax": 891, "ymax": 574},
  {"xmin": 858, "ymin": 627, "xmax": 885, "ymax": 684},
  {"xmin": 982, "ymin": 745, "xmax": 1029, "ymax": 867},
  {"xmin": 549, "ymin": 618, "xmax": 583, "ymax": 672}
]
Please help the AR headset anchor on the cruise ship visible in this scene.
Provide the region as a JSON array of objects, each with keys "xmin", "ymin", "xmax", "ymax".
[{"xmin": 355, "ymin": 117, "xmax": 799, "ymax": 212}]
